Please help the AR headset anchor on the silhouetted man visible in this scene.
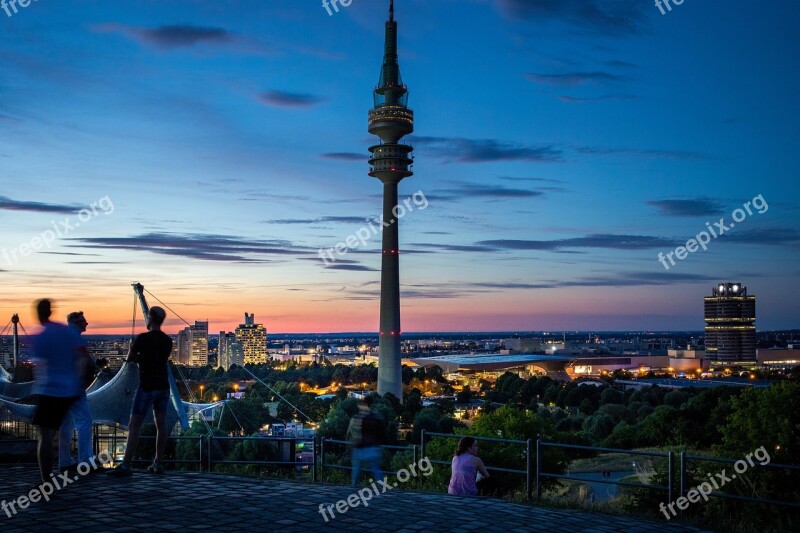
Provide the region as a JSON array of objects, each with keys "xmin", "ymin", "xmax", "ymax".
[
  {"xmin": 31, "ymin": 299, "xmax": 84, "ymax": 484},
  {"xmin": 108, "ymin": 306, "xmax": 172, "ymax": 476}
]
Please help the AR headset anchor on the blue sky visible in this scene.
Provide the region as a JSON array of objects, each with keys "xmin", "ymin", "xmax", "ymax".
[{"xmin": 1, "ymin": 0, "xmax": 799, "ymax": 333}]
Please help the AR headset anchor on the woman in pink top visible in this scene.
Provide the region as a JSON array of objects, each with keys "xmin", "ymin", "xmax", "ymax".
[{"xmin": 448, "ymin": 436, "xmax": 490, "ymax": 496}]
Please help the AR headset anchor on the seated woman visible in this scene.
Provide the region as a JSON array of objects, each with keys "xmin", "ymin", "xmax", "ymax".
[{"xmin": 448, "ymin": 436, "xmax": 490, "ymax": 496}]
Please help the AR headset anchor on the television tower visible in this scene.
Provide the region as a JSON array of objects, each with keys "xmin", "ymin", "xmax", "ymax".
[{"xmin": 368, "ymin": 0, "xmax": 414, "ymax": 399}]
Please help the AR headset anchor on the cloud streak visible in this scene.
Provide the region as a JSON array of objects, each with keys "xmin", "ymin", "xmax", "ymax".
[
  {"xmin": 479, "ymin": 234, "xmax": 680, "ymax": 251},
  {"xmin": 258, "ymin": 90, "xmax": 325, "ymax": 108},
  {"xmin": 0, "ymin": 196, "xmax": 79, "ymax": 214},
  {"xmin": 412, "ymin": 136, "xmax": 563, "ymax": 163},
  {"xmin": 648, "ymin": 198, "xmax": 726, "ymax": 217},
  {"xmin": 495, "ymin": 0, "xmax": 649, "ymax": 36},
  {"xmin": 527, "ymin": 71, "xmax": 628, "ymax": 86},
  {"xmin": 94, "ymin": 24, "xmax": 235, "ymax": 49}
]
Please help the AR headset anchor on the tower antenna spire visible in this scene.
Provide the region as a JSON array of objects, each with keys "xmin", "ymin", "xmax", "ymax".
[{"xmin": 389, "ymin": 0, "xmax": 394, "ymax": 22}]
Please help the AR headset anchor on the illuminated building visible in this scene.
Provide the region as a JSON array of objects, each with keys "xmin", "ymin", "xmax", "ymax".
[
  {"xmin": 235, "ymin": 313, "xmax": 268, "ymax": 365},
  {"xmin": 189, "ymin": 321, "xmax": 209, "ymax": 367},
  {"xmin": 219, "ymin": 332, "xmax": 244, "ymax": 370},
  {"xmin": 704, "ymin": 283, "xmax": 756, "ymax": 364}
]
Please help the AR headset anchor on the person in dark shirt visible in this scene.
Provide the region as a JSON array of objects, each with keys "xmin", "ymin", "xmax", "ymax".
[
  {"xmin": 108, "ymin": 306, "xmax": 172, "ymax": 477},
  {"xmin": 346, "ymin": 395, "xmax": 385, "ymax": 485}
]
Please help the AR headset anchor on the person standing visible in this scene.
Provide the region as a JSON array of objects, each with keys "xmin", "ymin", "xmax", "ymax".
[
  {"xmin": 31, "ymin": 299, "xmax": 84, "ymax": 485},
  {"xmin": 58, "ymin": 311, "xmax": 97, "ymax": 473},
  {"xmin": 107, "ymin": 306, "xmax": 172, "ymax": 477},
  {"xmin": 448, "ymin": 436, "xmax": 490, "ymax": 496},
  {"xmin": 347, "ymin": 395, "xmax": 385, "ymax": 485}
]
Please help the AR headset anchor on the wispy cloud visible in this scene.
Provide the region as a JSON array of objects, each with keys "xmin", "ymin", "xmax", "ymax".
[
  {"xmin": 432, "ymin": 181, "xmax": 546, "ymax": 201},
  {"xmin": 479, "ymin": 234, "xmax": 680, "ymax": 251},
  {"xmin": 526, "ymin": 71, "xmax": 628, "ymax": 86},
  {"xmin": 722, "ymin": 228, "xmax": 800, "ymax": 245},
  {"xmin": 474, "ymin": 271, "xmax": 722, "ymax": 290},
  {"xmin": 0, "ymin": 196, "xmax": 79, "ymax": 214},
  {"xmin": 71, "ymin": 233, "xmax": 307, "ymax": 262},
  {"xmin": 648, "ymin": 198, "xmax": 726, "ymax": 217},
  {"xmin": 558, "ymin": 94, "xmax": 637, "ymax": 103},
  {"xmin": 93, "ymin": 24, "xmax": 234, "ymax": 49},
  {"xmin": 495, "ymin": 0, "xmax": 649, "ymax": 36},
  {"xmin": 412, "ymin": 136, "xmax": 563, "ymax": 163},
  {"xmin": 263, "ymin": 216, "xmax": 366, "ymax": 225},
  {"xmin": 578, "ymin": 146, "xmax": 712, "ymax": 160},
  {"xmin": 257, "ymin": 90, "xmax": 325, "ymax": 108},
  {"xmin": 320, "ymin": 152, "xmax": 364, "ymax": 161}
]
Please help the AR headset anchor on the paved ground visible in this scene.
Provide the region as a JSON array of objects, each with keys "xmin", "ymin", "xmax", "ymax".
[{"xmin": 0, "ymin": 466, "xmax": 709, "ymax": 532}]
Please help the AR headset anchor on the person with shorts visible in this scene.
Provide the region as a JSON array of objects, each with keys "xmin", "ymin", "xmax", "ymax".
[
  {"xmin": 31, "ymin": 299, "xmax": 84, "ymax": 485},
  {"xmin": 108, "ymin": 306, "xmax": 172, "ymax": 477}
]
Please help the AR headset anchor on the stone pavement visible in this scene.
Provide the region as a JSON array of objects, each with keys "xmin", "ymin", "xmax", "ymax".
[{"xmin": 0, "ymin": 466, "xmax": 709, "ymax": 532}]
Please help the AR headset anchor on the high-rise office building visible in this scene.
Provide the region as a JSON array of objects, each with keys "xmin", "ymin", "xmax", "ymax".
[
  {"xmin": 177, "ymin": 328, "xmax": 190, "ymax": 366},
  {"xmin": 369, "ymin": 0, "xmax": 414, "ymax": 399},
  {"xmin": 704, "ymin": 283, "xmax": 756, "ymax": 364},
  {"xmin": 176, "ymin": 322, "xmax": 210, "ymax": 366},
  {"xmin": 219, "ymin": 331, "xmax": 244, "ymax": 370},
  {"xmin": 235, "ymin": 313, "xmax": 268, "ymax": 365}
]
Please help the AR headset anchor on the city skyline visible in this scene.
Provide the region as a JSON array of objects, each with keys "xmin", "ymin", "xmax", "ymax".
[{"xmin": 2, "ymin": 1, "xmax": 800, "ymax": 334}]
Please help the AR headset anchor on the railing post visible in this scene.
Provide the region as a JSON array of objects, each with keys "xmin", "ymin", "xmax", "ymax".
[
  {"xmin": 420, "ymin": 429, "xmax": 426, "ymax": 464},
  {"xmin": 526, "ymin": 439, "xmax": 532, "ymax": 501},
  {"xmin": 668, "ymin": 451, "xmax": 674, "ymax": 505},
  {"xmin": 535, "ymin": 439, "xmax": 542, "ymax": 501},
  {"xmin": 413, "ymin": 444, "xmax": 418, "ymax": 467},
  {"xmin": 320, "ymin": 438, "xmax": 325, "ymax": 482},
  {"xmin": 207, "ymin": 434, "xmax": 213, "ymax": 473},
  {"xmin": 312, "ymin": 436, "xmax": 318, "ymax": 483},
  {"xmin": 198, "ymin": 436, "xmax": 203, "ymax": 472},
  {"xmin": 679, "ymin": 451, "xmax": 686, "ymax": 505}
]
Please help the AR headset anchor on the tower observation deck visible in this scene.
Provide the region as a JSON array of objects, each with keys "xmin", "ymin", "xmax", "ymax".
[{"xmin": 369, "ymin": 0, "xmax": 413, "ymax": 399}]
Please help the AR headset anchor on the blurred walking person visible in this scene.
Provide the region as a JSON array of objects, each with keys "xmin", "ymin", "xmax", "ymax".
[
  {"xmin": 58, "ymin": 311, "xmax": 100, "ymax": 473},
  {"xmin": 31, "ymin": 299, "xmax": 84, "ymax": 484},
  {"xmin": 347, "ymin": 395, "xmax": 385, "ymax": 485}
]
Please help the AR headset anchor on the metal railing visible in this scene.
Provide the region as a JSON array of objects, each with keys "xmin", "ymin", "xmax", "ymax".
[
  {"xmin": 319, "ymin": 438, "xmax": 417, "ymax": 480},
  {"xmin": 2, "ymin": 423, "xmax": 799, "ymax": 512},
  {"xmin": 97, "ymin": 434, "xmax": 205, "ymax": 471},
  {"xmin": 536, "ymin": 441, "xmax": 674, "ymax": 503},
  {"xmin": 206, "ymin": 435, "xmax": 315, "ymax": 479},
  {"xmin": 422, "ymin": 430, "xmax": 534, "ymax": 499},
  {"xmin": 680, "ymin": 452, "xmax": 800, "ymax": 509}
]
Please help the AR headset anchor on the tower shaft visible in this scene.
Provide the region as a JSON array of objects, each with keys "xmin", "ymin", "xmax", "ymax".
[
  {"xmin": 378, "ymin": 182, "xmax": 401, "ymax": 397},
  {"xmin": 369, "ymin": 0, "xmax": 413, "ymax": 399}
]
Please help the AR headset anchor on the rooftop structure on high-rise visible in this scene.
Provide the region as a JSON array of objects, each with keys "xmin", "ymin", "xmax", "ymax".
[
  {"xmin": 704, "ymin": 282, "xmax": 756, "ymax": 365},
  {"xmin": 369, "ymin": 0, "xmax": 414, "ymax": 399}
]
